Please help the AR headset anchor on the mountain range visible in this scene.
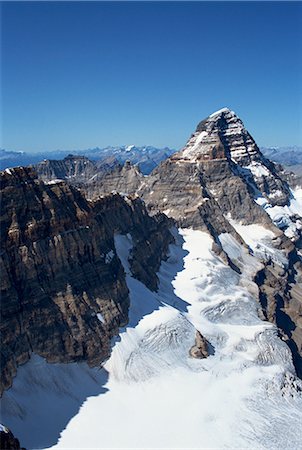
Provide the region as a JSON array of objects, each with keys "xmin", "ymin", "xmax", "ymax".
[
  {"xmin": 0, "ymin": 145, "xmax": 175, "ymax": 175},
  {"xmin": 1, "ymin": 108, "xmax": 302, "ymax": 450}
]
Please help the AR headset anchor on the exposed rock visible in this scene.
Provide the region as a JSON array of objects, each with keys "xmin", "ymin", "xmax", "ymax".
[
  {"xmin": 34, "ymin": 154, "xmax": 98, "ymax": 183},
  {"xmin": 189, "ymin": 331, "xmax": 209, "ymax": 359},
  {"xmin": 0, "ymin": 167, "xmax": 173, "ymax": 394},
  {"xmin": 83, "ymin": 161, "xmax": 144, "ymax": 200}
]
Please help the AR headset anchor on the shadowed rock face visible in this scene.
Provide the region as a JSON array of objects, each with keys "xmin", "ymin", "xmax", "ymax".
[{"xmin": 0, "ymin": 167, "xmax": 173, "ymax": 394}]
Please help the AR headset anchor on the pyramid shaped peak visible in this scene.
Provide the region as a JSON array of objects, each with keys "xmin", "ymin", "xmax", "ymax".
[
  {"xmin": 196, "ymin": 107, "xmax": 243, "ymax": 134},
  {"xmin": 179, "ymin": 107, "xmax": 263, "ymax": 166}
]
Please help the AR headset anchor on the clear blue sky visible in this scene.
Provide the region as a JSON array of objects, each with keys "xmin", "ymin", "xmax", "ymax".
[{"xmin": 1, "ymin": 1, "xmax": 302, "ymax": 152}]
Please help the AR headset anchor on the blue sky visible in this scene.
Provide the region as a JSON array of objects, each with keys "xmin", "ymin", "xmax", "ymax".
[{"xmin": 1, "ymin": 1, "xmax": 302, "ymax": 152}]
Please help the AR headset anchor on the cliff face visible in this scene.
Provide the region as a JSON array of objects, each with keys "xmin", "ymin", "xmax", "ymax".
[
  {"xmin": 83, "ymin": 161, "xmax": 143, "ymax": 200},
  {"xmin": 34, "ymin": 155, "xmax": 98, "ymax": 183},
  {"xmin": 0, "ymin": 167, "xmax": 173, "ymax": 394},
  {"xmin": 141, "ymin": 109, "xmax": 291, "ymax": 231}
]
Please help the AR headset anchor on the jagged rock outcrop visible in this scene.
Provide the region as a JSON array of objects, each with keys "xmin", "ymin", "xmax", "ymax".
[
  {"xmin": 35, "ymin": 155, "xmax": 144, "ymax": 202},
  {"xmin": 0, "ymin": 167, "xmax": 173, "ymax": 394},
  {"xmin": 189, "ymin": 331, "xmax": 209, "ymax": 359}
]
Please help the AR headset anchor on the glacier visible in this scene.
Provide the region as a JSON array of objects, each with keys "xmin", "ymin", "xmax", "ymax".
[{"xmin": 1, "ymin": 227, "xmax": 302, "ymax": 449}]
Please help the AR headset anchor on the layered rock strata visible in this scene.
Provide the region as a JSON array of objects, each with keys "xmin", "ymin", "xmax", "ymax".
[{"xmin": 0, "ymin": 167, "xmax": 173, "ymax": 394}]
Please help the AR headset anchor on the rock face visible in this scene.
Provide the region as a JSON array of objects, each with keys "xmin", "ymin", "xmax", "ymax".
[
  {"xmin": 0, "ymin": 167, "xmax": 173, "ymax": 394},
  {"xmin": 83, "ymin": 161, "xmax": 144, "ymax": 200},
  {"xmin": 189, "ymin": 331, "xmax": 209, "ymax": 359},
  {"xmin": 142, "ymin": 108, "xmax": 291, "ymax": 230},
  {"xmin": 35, "ymin": 154, "xmax": 98, "ymax": 183}
]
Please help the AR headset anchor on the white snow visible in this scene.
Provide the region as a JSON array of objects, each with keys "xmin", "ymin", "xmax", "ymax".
[
  {"xmin": 255, "ymin": 187, "xmax": 302, "ymax": 239},
  {"xmin": 96, "ymin": 313, "xmax": 105, "ymax": 324},
  {"xmin": 45, "ymin": 179, "xmax": 64, "ymax": 185},
  {"xmin": 4, "ymin": 168, "xmax": 12, "ymax": 175},
  {"xmin": 182, "ymin": 131, "xmax": 208, "ymax": 156},
  {"xmin": 45, "ymin": 228, "xmax": 302, "ymax": 450},
  {"xmin": 228, "ymin": 220, "xmax": 288, "ymax": 268},
  {"xmin": 244, "ymin": 161, "xmax": 270, "ymax": 178},
  {"xmin": 209, "ymin": 107, "xmax": 230, "ymax": 117},
  {"xmin": 0, "ymin": 356, "xmax": 108, "ymax": 449},
  {"xmin": 1, "ymin": 228, "xmax": 301, "ymax": 449}
]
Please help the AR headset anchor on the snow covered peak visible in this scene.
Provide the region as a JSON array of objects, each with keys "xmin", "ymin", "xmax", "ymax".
[
  {"xmin": 125, "ymin": 145, "xmax": 135, "ymax": 152},
  {"xmin": 176, "ymin": 108, "xmax": 291, "ymax": 208},
  {"xmin": 180, "ymin": 108, "xmax": 252, "ymax": 162},
  {"xmin": 209, "ymin": 107, "xmax": 234, "ymax": 118}
]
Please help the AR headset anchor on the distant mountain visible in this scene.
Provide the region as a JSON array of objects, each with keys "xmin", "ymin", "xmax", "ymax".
[
  {"xmin": 35, "ymin": 154, "xmax": 98, "ymax": 183},
  {"xmin": 261, "ymin": 146, "xmax": 302, "ymax": 166},
  {"xmin": 0, "ymin": 145, "xmax": 175, "ymax": 175},
  {"xmin": 79, "ymin": 145, "xmax": 175, "ymax": 174}
]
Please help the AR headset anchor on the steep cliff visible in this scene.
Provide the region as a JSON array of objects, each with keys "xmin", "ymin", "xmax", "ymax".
[
  {"xmin": 35, "ymin": 155, "xmax": 98, "ymax": 183},
  {"xmin": 0, "ymin": 167, "xmax": 173, "ymax": 394}
]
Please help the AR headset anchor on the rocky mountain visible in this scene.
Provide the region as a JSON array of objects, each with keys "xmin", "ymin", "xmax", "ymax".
[
  {"xmin": 1, "ymin": 109, "xmax": 302, "ymax": 450},
  {"xmin": 0, "ymin": 146, "xmax": 175, "ymax": 175},
  {"xmin": 0, "ymin": 167, "xmax": 173, "ymax": 396},
  {"xmin": 83, "ymin": 108, "xmax": 302, "ymax": 376},
  {"xmin": 34, "ymin": 154, "xmax": 98, "ymax": 183},
  {"xmin": 82, "ymin": 145, "xmax": 175, "ymax": 174},
  {"xmin": 141, "ymin": 108, "xmax": 302, "ymax": 372}
]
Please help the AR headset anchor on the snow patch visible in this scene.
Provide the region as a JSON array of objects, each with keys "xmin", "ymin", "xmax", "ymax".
[
  {"xmin": 244, "ymin": 161, "xmax": 270, "ymax": 178},
  {"xmin": 228, "ymin": 220, "xmax": 288, "ymax": 268},
  {"xmin": 97, "ymin": 313, "xmax": 105, "ymax": 324},
  {"xmin": 255, "ymin": 187, "xmax": 302, "ymax": 239},
  {"xmin": 209, "ymin": 107, "xmax": 230, "ymax": 117}
]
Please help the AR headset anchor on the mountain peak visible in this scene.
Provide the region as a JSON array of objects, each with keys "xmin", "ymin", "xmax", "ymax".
[
  {"xmin": 208, "ymin": 107, "xmax": 233, "ymax": 118},
  {"xmin": 181, "ymin": 107, "xmax": 259, "ymax": 166}
]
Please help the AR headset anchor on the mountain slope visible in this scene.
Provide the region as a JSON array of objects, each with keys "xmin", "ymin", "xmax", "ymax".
[{"xmin": 3, "ymin": 226, "xmax": 302, "ymax": 449}]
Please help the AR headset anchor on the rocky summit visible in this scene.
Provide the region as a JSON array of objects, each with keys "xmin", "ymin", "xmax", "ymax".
[{"xmin": 1, "ymin": 109, "xmax": 302, "ymax": 450}]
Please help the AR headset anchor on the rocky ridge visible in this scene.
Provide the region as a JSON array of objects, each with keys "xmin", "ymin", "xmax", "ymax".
[{"xmin": 0, "ymin": 167, "xmax": 173, "ymax": 394}]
